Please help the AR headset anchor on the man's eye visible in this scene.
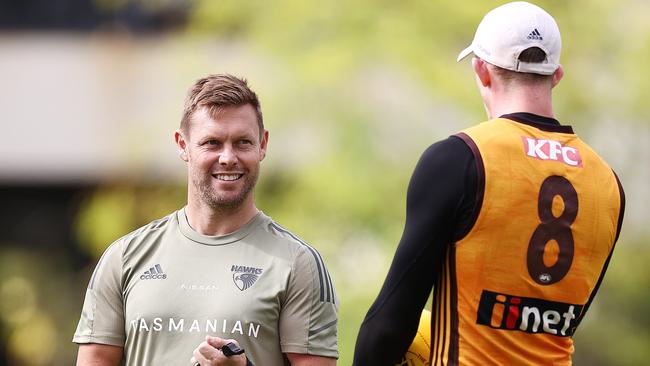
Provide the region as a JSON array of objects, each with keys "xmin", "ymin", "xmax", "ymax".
[
  {"xmin": 239, "ymin": 139, "xmax": 253, "ymax": 145},
  {"xmin": 206, "ymin": 140, "xmax": 220, "ymax": 146}
]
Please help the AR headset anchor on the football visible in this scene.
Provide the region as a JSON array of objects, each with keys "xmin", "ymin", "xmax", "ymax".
[{"xmin": 395, "ymin": 309, "xmax": 431, "ymax": 366}]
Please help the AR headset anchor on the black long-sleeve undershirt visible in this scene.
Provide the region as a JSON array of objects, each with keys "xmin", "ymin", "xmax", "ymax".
[
  {"xmin": 353, "ymin": 135, "xmax": 477, "ymax": 365},
  {"xmin": 353, "ymin": 113, "xmax": 564, "ymax": 366}
]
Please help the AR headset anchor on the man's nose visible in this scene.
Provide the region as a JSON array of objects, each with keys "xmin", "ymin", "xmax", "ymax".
[{"xmin": 219, "ymin": 144, "xmax": 238, "ymax": 166}]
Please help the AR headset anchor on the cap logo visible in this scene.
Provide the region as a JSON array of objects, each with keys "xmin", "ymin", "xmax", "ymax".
[{"xmin": 527, "ymin": 28, "xmax": 543, "ymax": 40}]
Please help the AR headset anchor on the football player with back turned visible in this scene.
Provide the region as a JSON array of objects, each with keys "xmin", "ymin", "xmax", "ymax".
[{"xmin": 354, "ymin": 2, "xmax": 625, "ymax": 365}]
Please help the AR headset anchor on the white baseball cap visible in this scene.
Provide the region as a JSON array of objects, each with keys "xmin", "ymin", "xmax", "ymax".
[{"xmin": 456, "ymin": 1, "xmax": 562, "ymax": 75}]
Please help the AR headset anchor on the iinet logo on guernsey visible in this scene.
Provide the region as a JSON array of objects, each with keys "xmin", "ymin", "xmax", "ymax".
[
  {"xmin": 522, "ymin": 137, "xmax": 583, "ymax": 167},
  {"xmin": 476, "ymin": 290, "xmax": 583, "ymax": 337}
]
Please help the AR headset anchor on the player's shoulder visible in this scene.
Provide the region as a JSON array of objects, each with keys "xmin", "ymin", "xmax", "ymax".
[
  {"xmin": 421, "ymin": 135, "xmax": 473, "ymax": 161},
  {"xmin": 111, "ymin": 210, "xmax": 178, "ymax": 256},
  {"xmin": 259, "ymin": 215, "xmax": 325, "ymax": 259},
  {"xmin": 414, "ymin": 135, "xmax": 475, "ymax": 177},
  {"xmin": 575, "ymin": 137, "xmax": 614, "ymax": 168},
  {"xmin": 262, "ymin": 217, "xmax": 310, "ymax": 248},
  {"xmin": 262, "ymin": 216, "xmax": 337, "ymax": 303}
]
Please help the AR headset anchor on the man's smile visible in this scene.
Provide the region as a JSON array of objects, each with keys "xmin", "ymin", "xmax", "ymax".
[{"xmin": 212, "ymin": 173, "xmax": 244, "ymax": 181}]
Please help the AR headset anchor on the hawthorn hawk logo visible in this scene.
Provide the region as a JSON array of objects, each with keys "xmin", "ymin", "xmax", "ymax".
[{"xmin": 231, "ymin": 265, "xmax": 264, "ymax": 291}]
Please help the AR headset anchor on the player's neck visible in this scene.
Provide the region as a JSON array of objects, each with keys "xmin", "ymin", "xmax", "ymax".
[
  {"xmin": 185, "ymin": 196, "xmax": 259, "ymax": 236},
  {"xmin": 485, "ymin": 84, "xmax": 555, "ymax": 119}
]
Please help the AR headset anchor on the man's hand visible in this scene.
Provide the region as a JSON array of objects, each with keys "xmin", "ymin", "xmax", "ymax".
[{"xmin": 190, "ymin": 336, "xmax": 247, "ymax": 366}]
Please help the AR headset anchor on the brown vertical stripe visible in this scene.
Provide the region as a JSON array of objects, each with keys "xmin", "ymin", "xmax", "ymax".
[
  {"xmin": 454, "ymin": 132, "xmax": 485, "ymax": 242},
  {"xmin": 439, "ymin": 258, "xmax": 446, "ymax": 366},
  {"xmin": 433, "ymin": 263, "xmax": 443, "ymax": 365},
  {"xmin": 439, "ymin": 248, "xmax": 450, "ymax": 366},
  {"xmin": 613, "ymin": 171, "xmax": 626, "ymax": 243},
  {"xmin": 429, "ymin": 292, "xmax": 435, "ymax": 366},
  {"xmin": 447, "ymin": 244, "xmax": 459, "ymax": 365}
]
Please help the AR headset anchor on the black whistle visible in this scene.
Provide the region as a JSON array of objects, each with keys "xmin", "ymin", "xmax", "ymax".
[{"xmin": 221, "ymin": 342, "xmax": 245, "ymax": 357}]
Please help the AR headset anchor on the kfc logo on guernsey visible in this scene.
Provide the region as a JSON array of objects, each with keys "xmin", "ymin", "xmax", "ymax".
[
  {"xmin": 477, "ymin": 290, "xmax": 583, "ymax": 337},
  {"xmin": 522, "ymin": 137, "xmax": 583, "ymax": 167}
]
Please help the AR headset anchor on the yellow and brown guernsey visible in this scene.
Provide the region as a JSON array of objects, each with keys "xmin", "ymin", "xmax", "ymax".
[{"xmin": 431, "ymin": 118, "xmax": 625, "ymax": 365}]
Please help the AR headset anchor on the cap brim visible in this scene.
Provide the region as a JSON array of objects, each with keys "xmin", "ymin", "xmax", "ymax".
[{"xmin": 456, "ymin": 45, "xmax": 474, "ymax": 62}]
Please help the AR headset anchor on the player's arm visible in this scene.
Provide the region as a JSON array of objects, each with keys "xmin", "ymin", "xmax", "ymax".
[
  {"xmin": 353, "ymin": 136, "xmax": 477, "ymax": 365},
  {"xmin": 76, "ymin": 343, "xmax": 124, "ymax": 366},
  {"xmin": 278, "ymin": 241, "xmax": 339, "ymax": 362},
  {"xmin": 287, "ymin": 353, "xmax": 336, "ymax": 365},
  {"xmin": 73, "ymin": 242, "xmax": 126, "ymax": 363}
]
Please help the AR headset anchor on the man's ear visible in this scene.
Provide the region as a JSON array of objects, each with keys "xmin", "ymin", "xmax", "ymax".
[
  {"xmin": 472, "ymin": 57, "xmax": 491, "ymax": 87},
  {"xmin": 259, "ymin": 130, "xmax": 269, "ymax": 161},
  {"xmin": 551, "ymin": 65, "xmax": 564, "ymax": 88},
  {"xmin": 175, "ymin": 130, "xmax": 189, "ymax": 162}
]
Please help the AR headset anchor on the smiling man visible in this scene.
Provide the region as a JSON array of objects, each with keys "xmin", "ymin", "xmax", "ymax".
[{"xmin": 73, "ymin": 74, "xmax": 338, "ymax": 366}]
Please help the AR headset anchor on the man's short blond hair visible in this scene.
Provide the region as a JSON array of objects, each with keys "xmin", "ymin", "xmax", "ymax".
[{"xmin": 180, "ymin": 74, "xmax": 264, "ymax": 139}]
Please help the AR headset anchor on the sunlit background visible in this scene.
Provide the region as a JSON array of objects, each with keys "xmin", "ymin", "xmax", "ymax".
[{"xmin": 0, "ymin": 0, "xmax": 649, "ymax": 365}]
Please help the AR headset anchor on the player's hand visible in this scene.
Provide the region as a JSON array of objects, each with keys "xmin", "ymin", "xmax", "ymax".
[{"xmin": 190, "ymin": 336, "xmax": 247, "ymax": 366}]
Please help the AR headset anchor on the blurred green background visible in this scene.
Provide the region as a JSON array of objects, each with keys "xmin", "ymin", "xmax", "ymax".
[{"xmin": 0, "ymin": 0, "xmax": 648, "ymax": 365}]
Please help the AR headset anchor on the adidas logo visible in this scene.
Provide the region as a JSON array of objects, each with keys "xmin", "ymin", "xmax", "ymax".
[
  {"xmin": 140, "ymin": 264, "xmax": 167, "ymax": 280},
  {"xmin": 527, "ymin": 28, "xmax": 543, "ymax": 40}
]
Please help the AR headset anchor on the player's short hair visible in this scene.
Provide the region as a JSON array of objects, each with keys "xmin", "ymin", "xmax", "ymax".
[
  {"xmin": 491, "ymin": 47, "xmax": 553, "ymax": 84},
  {"xmin": 180, "ymin": 74, "xmax": 264, "ymax": 139}
]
